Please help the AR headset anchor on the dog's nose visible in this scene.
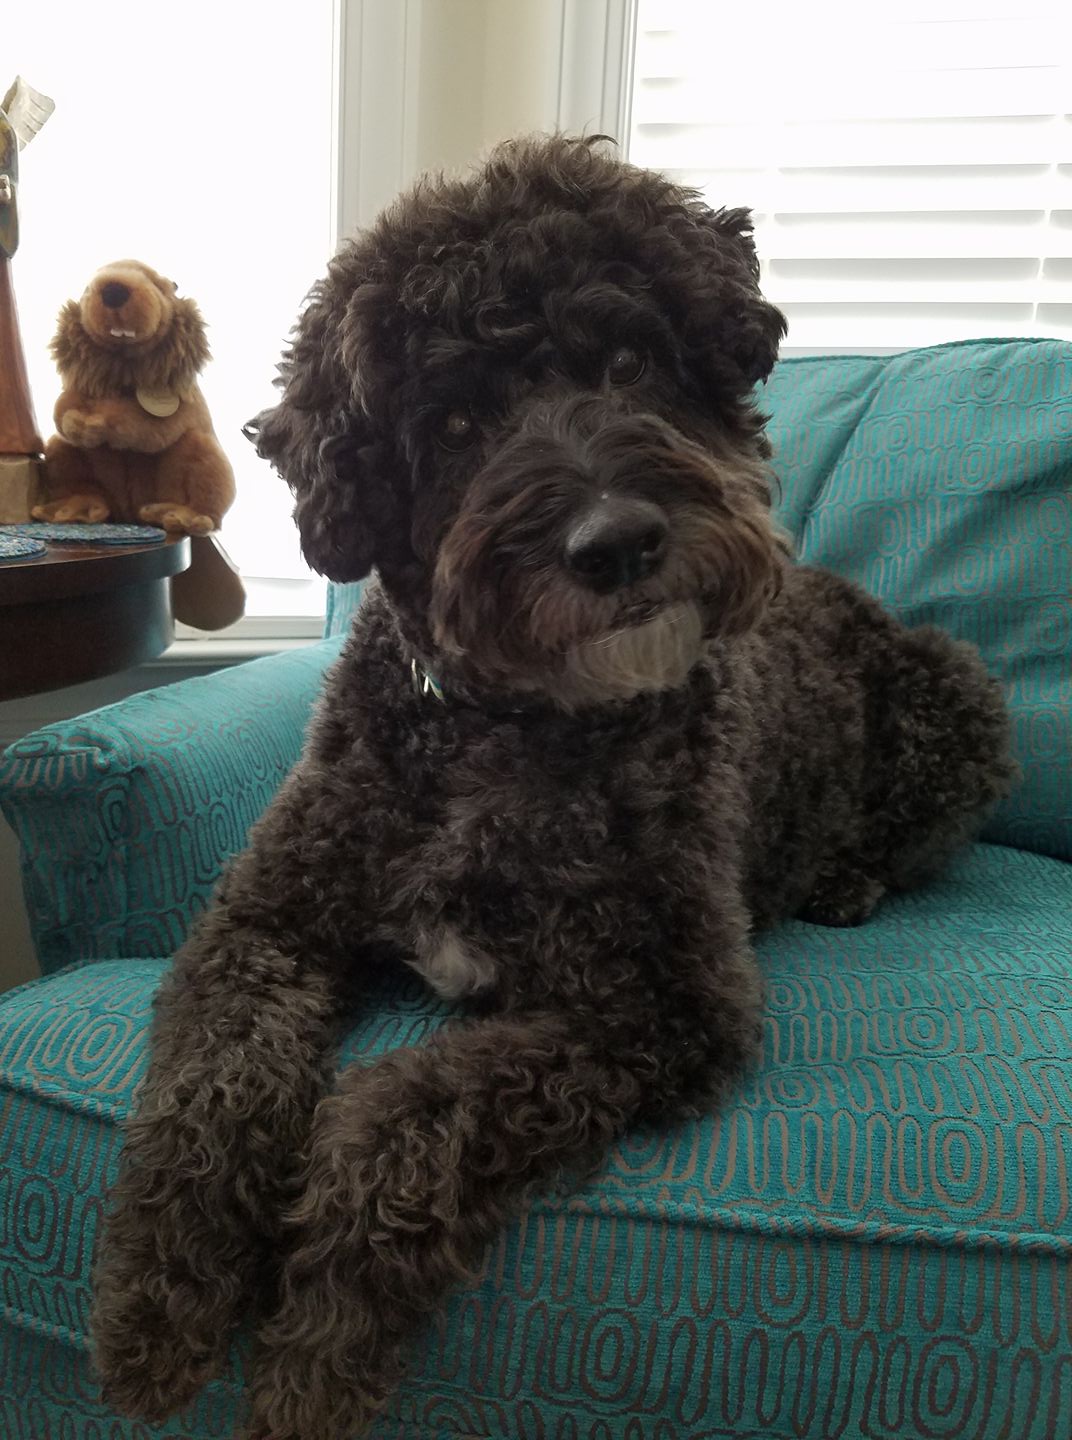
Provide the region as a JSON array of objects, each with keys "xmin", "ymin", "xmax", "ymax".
[
  {"xmin": 565, "ymin": 498, "xmax": 669, "ymax": 593},
  {"xmin": 100, "ymin": 281, "xmax": 131, "ymax": 309}
]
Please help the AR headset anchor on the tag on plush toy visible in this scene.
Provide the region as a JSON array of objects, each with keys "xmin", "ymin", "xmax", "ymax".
[{"xmin": 136, "ymin": 387, "xmax": 180, "ymax": 417}]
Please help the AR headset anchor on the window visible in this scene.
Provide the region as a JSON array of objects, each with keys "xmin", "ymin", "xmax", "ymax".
[
  {"xmin": 628, "ymin": 0, "xmax": 1072, "ymax": 352},
  {"xmin": 8, "ymin": 0, "xmax": 336, "ymax": 620},
  {"xmin": 12, "ymin": 1, "xmax": 1061, "ymax": 638}
]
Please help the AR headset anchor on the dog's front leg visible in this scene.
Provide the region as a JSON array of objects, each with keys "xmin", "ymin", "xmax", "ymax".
[
  {"xmin": 91, "ymin": 766, "xmax": 377, "ymax": 1422},
  {"xmin": 248, "ymin": 968, "xmax": 761, "ymax": 1440}
]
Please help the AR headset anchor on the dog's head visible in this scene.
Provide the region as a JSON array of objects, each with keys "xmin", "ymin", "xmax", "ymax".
[{"xmin": 251, "ymin": 135, "xmax": 787, "ymax": 706}]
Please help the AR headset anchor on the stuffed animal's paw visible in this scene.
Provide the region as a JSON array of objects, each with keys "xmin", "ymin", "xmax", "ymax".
[
  {"xmin": 59, "ymin": 410, "xmax": 109, "ymax": 448},
  {"xmin": 138, "ymin": 502, "xmax": 215, "ymax": 535},
  {"xmin": 32, "ymin": 495, "xmax": 110, "ymax": 523}
]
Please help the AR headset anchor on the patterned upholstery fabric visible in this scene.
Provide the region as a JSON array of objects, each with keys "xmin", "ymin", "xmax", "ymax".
[
  {"xmin": 1, "ymin": 339, "xmax": 1071, "ymax": 1438},
  {"xmin": 763, "ymin": 339, "xmax": 1072, "ymax": 861},
  {"xmin": 0, "ymin": 638, "xmax": 344, "ymax": 974},
  {"xmin": 325, "ymin": 581, "xmax": 368, "ymax": 637},
  {"xmin": 1, "ymin": 844, "xmax": 1069, "ymax": 1439}
]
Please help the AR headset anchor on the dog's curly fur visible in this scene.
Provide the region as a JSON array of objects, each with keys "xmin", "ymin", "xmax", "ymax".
[{"xmin": 91, "ymin": 136, "xmax": 1015, "ymax": 1438}]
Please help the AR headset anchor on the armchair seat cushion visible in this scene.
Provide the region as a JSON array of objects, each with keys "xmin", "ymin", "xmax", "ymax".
[{"xmin": 2, "ymin": 843, "xmax": 1070, "ymax": 1440}]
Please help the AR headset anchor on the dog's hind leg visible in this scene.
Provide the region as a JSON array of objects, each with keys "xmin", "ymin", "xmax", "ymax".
[
  {"xmin": 798, "ymin": 626, "xmax": 1013, "ymax": 927},
  {"xmin": 798, "ymin": 853, "xmax": 886, "ymax": 928},
  {"xmin": 867, "ymin": 623, "xmax": 1016, "ymax": 894}
]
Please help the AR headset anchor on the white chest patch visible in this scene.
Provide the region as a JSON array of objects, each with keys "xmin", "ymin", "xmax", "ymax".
[{"xmin": 408, "ymin": 925, "xmax": 498, "ymax": 1001}]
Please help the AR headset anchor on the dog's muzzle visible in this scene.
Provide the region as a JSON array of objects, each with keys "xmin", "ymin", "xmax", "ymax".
[{"xmin": 430, "ymin": 394, "xmax": 780, "ymax": 701}]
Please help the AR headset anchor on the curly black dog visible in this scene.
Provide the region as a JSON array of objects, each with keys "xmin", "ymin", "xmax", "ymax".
[{"xmin": 92, "ymin": 135, "xmax": 1015, "ymax": 1438}]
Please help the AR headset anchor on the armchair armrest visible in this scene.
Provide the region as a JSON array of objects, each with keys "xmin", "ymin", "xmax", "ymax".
[{"xmin": 0, "ymin": 637, "xmax": 343, "ymax": 975}]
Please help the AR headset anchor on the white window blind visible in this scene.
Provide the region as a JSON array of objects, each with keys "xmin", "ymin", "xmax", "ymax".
[
  {"xmin": 8, "ymin": 0, "xmax": 335, "ymax": 618},
  {"xmin": 628, "ymin": 0, "xmax": 1072, "ymax": 352}
]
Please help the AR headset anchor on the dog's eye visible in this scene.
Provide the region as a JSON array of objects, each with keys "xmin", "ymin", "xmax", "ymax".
[
  {"xmin": 436, "ymin": 408, "xmax": 477, "ymax": 452},
  {"xmin": 606, "ymin": 347, "xmax": 646, "ymax": 386}
]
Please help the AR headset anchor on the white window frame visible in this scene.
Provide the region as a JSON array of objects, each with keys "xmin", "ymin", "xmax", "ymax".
[{"xmin": 332, "ymin": 0, "xmax": 638, "ymax": 237}]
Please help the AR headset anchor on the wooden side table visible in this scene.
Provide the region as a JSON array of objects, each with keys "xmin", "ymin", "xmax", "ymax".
[{"xmin": 0, "ymin": 537, "xmax": 190, "ymax": 700}]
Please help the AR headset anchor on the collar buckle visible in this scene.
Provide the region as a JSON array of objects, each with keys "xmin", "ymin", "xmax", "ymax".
[{"xmin": 411, "ymin": 658, "xmax": 445, "ymax": 703}]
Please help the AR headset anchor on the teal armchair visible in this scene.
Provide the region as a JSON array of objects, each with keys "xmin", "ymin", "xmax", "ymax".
[{"xmin": 1, "ymin": 339, "xmax": 1070, "ymax": 1440}]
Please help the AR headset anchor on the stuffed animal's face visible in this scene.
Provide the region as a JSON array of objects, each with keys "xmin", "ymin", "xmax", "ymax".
[
  {"xmin": 50, "ymin": 260, "xmax": 210, "ymax": 397},
  {"xmin": 76, "ymin": 260, "xmax": 180, "ymax": 351},
  {"xmin": 253, "ymin": 136, "xmax": 789, "ymax": 704}
]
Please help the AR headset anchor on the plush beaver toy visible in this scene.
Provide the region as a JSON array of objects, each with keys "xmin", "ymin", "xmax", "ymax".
[{"xmin": 36, "ymin": 259, "xmax": 235, "ymax": 535}]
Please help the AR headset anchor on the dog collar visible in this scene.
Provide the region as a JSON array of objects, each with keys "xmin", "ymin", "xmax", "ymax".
[{"xmin": 411, "ymin": 659, "xmax": 445, "ymax": 703}]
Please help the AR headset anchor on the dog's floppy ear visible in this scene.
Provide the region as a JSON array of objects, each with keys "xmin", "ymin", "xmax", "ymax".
[
  {"xmin": 246, "ymin": 270, "xmax": 391, "ymax": 582},
  {"xmin": 702, "ymin": 207, "xmax": 787, "ymax": 386}
]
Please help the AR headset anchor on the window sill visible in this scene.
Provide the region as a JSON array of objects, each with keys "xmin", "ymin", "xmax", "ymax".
[
  {"xmin": 154, "ymin": 634, "xmax": 319, "ymax": 669},
  {"xmin": 166, "ymin": 612, "xmax": 325, "ymax": 667}
]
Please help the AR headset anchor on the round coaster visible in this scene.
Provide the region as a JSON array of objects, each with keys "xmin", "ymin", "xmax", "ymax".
[
  {"xmin": 0, "ymin": 522, "xmax": 168, "ymax": 546},
  {"xmin": 0, "ymin": 534, "xmax": 47, "ymax": 561}
]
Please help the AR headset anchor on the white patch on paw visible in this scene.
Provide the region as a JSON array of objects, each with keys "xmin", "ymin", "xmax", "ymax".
[{"xmin": 408, "ymin": 925, "xmax": 498, "ymax": 1000}]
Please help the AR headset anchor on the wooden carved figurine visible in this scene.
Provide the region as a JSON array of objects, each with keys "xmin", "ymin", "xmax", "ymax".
[{"xmin": 0, "ymin": 77, "xmax": 52, "ymax": 523}]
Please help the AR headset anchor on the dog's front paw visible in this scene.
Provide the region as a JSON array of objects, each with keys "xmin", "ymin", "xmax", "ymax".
[
  {"xmin": 250, "ymin": 1328, "xmax": 397, "ymax": 1440},
  {"xmin": 94, "ymin": 1293, "xmax": 220, "ymax": 1421},
  {"xmin": 92, "ymin": 1212, "xmax": 240, "ymax": 1419}
]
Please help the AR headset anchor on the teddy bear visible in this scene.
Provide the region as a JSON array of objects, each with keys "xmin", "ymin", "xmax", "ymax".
[{"xmin": 35, "ymin": 259, "xmax": 235, "ymax": 535}]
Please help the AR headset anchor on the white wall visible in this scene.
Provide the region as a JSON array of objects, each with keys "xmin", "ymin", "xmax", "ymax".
[
  {"xmin": 337, "ymin": 0, "xmax": 630, "ymax": 236},
  {"xmin": 414, "ymin": 0, "xmax": 576, "ymax": 172}
]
